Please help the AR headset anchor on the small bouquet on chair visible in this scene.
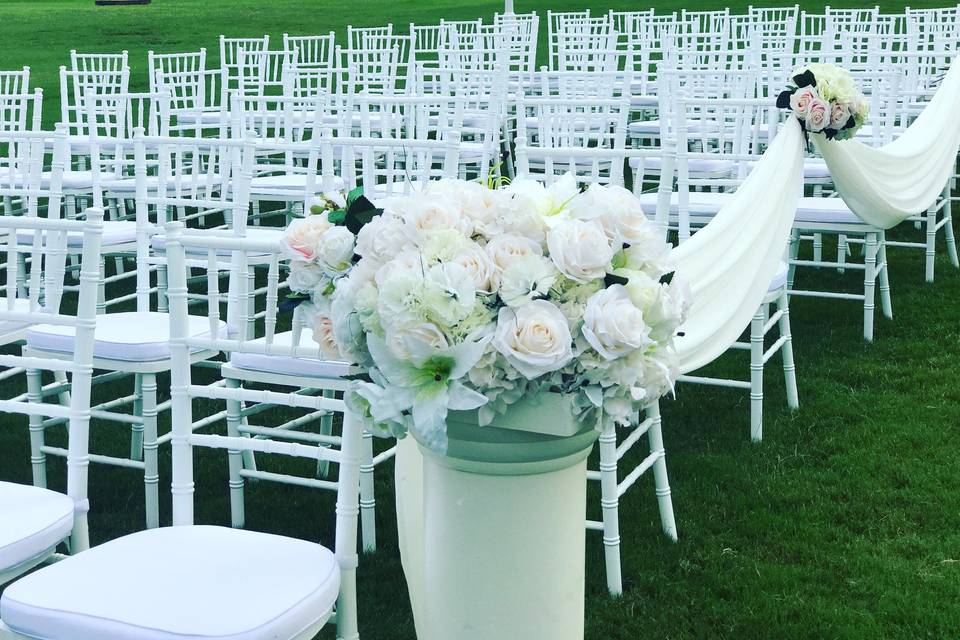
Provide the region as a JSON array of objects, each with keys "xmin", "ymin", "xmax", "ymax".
[
  {"xmin": 280, "ymin": 188, "xmax": 383, "ymax": 358},
  {"xmin": 325, "ymin": 175, "xmax": 690, "ymax": 452},
  {"xmin": 776, "ymin": 63, "xmax": 869, "ymax": 142}
]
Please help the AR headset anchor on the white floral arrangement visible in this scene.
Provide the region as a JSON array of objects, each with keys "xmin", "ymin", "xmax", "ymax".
[
  {"xmin": 776, "ymin": 63, "xmax": 869, "ymax": 141},
  {"xmin": 280, "ymin": 190, "xmax": 382, "ymax": 358},
  {"xmin": 324, "ymin": 175, "xmax": 689, "ymax": 451}
]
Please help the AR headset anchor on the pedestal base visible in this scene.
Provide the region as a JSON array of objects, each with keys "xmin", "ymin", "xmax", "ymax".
[{"xmin": 397, "ymin": 411, "xmax": 598, "ymax": 640}]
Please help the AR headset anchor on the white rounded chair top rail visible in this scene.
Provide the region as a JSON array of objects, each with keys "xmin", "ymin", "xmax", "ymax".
[{"xmin": 813, "ymin": 53, "xmax": 960, "ymax": 229}]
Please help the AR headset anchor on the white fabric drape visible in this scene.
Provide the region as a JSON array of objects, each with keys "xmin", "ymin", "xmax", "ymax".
[
  {"xmin": 813, "ymin": 55, "xmax": 960, "ymax": 229},
  {"xmin": 673, "ymin": 117, "xmax": 805, "ymax": 373}
]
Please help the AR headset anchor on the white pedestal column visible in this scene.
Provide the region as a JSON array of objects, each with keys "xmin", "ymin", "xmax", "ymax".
[
  {"xmin": 421, "ymin": 449, "xmax": 590, "ymax": 640},
  {"xmin": 397, "ymin": 403, "xmax": 598, "ymax": 640}
]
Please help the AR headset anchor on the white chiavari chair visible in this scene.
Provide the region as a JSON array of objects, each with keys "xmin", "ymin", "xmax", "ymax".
[
  {"xmin": 232, "ymin": 93, "xmax": 334, "ymax": 223},
  {"xmin": 546, "ymin": 10, "xmax": 592, "ymax": 70},
  {"xmin": 0, "ymin": 210, "xmax": 103, "ymax": 586},
  {"xmin": 156, "ymin": 66, "xmax": 228, "ymax": 137},
  {"xmin": 328, "ymin": 130, "xmax": 461, "ymax": 202},
  {"xmin": 644, "ymin": 96, "xmax": 800, "ymax": 440},
  {"xmin": 57, "ymin": 64, "xmax": 130, "ymax": 215},
  {"xmin": 493, "ymin": 11, "xmax": 539, "ymax": 82},
  {"xmin": 0, "ymin": 68, "xmax": 29, "ymax": 95},
  {"xmin": 218, "ymin": 34, "xmax": 271, "ymax": 104},
  {"xmin": 0, "ymin": 89, "xmax": 41, "ymax": 135},
  {"xmin": 0, "ymin": 223, "xmax": 363, "ymax": 640},
  {"xmin": 515, "ymin": 95, "xmax": 630, "ymax": 186},
  {"xmin": 347, "ymin": 23, "xmax": 393, "ymax": 49},
  {"xmin": 147, "ymin": 49, "xmax": 206, "ymax": 97},
  {"xmin": 343, "ymin": 34, "xmax": 413, "ymax": 96},
  {"xmin": 283, "ymin": 32, "xmax": 336, "ymax": 68}
]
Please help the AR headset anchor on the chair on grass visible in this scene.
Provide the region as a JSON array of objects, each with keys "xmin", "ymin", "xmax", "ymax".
[
  {"xmin": 0, "ymin": 222, "xmax": 364, "ymax": 640},
  {"xmin": 0, "ymin": 211, "xmax": 103, "ymax": 584}
]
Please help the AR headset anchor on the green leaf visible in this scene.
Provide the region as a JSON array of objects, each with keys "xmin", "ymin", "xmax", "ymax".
[
  {"xmin": 611, "ymin": 250, "xmax": 627, "ymax": 270},
  {"xmin": 346, "ymin": 186, "xmax": 364, "ymax": 207},
  {"xmin": 309, "ymin": 204, "xmax": 327, "ymax": 216},
  {"xmin": 327, "ymin": 208, "xmax": 347, "ymax": 225},
  {"xmin": 604, "ymin": 272, "xmax": 629, "ymax": 288},
  {"xmin": 344, "ymin": 203, "xmax": 384, "ymax": 235}
]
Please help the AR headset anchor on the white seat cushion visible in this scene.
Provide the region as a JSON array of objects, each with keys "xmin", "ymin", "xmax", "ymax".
[
  {"xmin": 629, "ymin": 119, "xmax": 719, "ymax": 137},
  {"xmin": 0, "ymin": 482, "xmax": 74, "ymax": 573},
  {"xmin": 17, "ymin": 220, "xmax": 139, "ymax": 248},
  {"xmin": 250, "ymin": 174, "xmax": 344, "ymax": 194},
  {"xmin": 631, "ymin": 156, "xmax": 736, "ymax": 175},
  {"xmin": 0, "ymin": 526, "xmax": 339, "ymax": 640},
  {"xmin": 768, "ymin": 260, "xmax": 789, "ymax": 292},
  {"xmin": 803, "ymin": 158, "xmax": 831, "ymax": 179},
  {"xmin": 794, "ymin": 197, "xmax": 862, "ymax": 225},
  {"xmin": 27, "ymin": 311, "xmax": 226, "ymax": 362},
  {"xmin": 40, "ymin": 170, "xmax": 93, "ymax": 190},
  {"xmin": 152, "ymin": 227, "xmax": 283, "ymax": 256},
  {"xmin": 100, "ymin": 174, "xmax": 221, "ymax": 192},
  {"xmin": 231, "ymin": 330, "xmax": 353, "ymax": 379},
  {"xmin": 0, "ymin": 297, "xmax": 39, "ymax": 338},
  {"xmin": 637, "ymin": 190, "xmax": 731, "ymax": 217}
]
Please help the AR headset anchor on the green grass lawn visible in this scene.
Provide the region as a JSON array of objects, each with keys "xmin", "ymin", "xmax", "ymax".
[{"xmin": 1, "ymin": 1, "xmax": 960, "ymax": 638}]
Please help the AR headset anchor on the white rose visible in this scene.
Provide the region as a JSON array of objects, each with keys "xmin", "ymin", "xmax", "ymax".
[
  {"xmin": 385, "ymin": 322, "xmax": 449, "ymax": 362},
  {"xmin": 497, "ymin": 255, "xmax": 558, "ymax": 308},
  {"xmin": 281, "ymin": 215, "xmax": 333, "ymax": 262},
  {"xmin": 547, "ymin": 219, "xmax": 615, "ymax": 283},
  {"xmin": 312, "ymin": 313, "xmax": 343, "ymax": 360},
  {"xmin": 620, "ymin": 269, "xmax": 660, "ymax": 310},
  {"xmin": 286, "ymin": 260, "xmax": 325, "ymax": 293},
  {"xmin": 830, "ymin": 101, "xmax": 850, "ymax": 128},
  {"xmin": 399, "ymin": 197, "xmax": 471, "ymax": 239},
  {"xmin": 485, "ymin": 233, "xmax": 543, "ymax": 272},
  {"xmin": 451, "ymin": 241, "xmax": 497, "ymax": 294},
  {"xmin": 355, "ymin": 213, "xmax": 409, "ymax": 264},
  {"xmin": 428, "ymin": 179, "xmax": 505, "ymax": 238},
  {"xmin": 315, "ymin": 225, "xmax": 355, "ymax": 274},
  {"xmin": 581, "ymin": 285, "xmax": 653, "ymax": 360},
  {"xmin": 493, "ymin": 299, "xmax": 574, "ymax": 379}
]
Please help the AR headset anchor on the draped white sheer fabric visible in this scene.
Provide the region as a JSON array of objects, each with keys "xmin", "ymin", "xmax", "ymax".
[
  {"xmin": 673, "ymin": 117, "xmax": 805, "ymax": 373},
  {"xmin": 813, "ymin": 55, "xmax": 960, "ymax": 230}
]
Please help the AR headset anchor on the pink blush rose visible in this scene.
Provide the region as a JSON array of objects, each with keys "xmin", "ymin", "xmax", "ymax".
[
  {"xmin": 789, "ymin": 86, "xmax": 819, "ymax": 118},
  {"xmin": 805, "ymin": 99, "xmax": 829, "ymax": 133}
]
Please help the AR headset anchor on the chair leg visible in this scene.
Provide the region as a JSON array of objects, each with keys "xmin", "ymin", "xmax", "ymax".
[
  {"xmin": 878, "ymin": 232, "xmax": 893, "ymax": 320},
  {"xmin": 926, "ymin": 204, "xmax": 937, "ymax": 283},
  {"xmin": 109, "ymin": 198, "xmax": 125, "ymax": 275},
  {"xmin": 360, "ymin": 430, "xmax": 377, "ymax": 553},
  {"xmin": 52, "ymin": 370, "xmax": 71, "ymax": 407},
  {"xmin": 26, "ymin": 369, "xmax": 47, "ymax": 489},
  {"xmin": 315, "ymin": 390, "xmax": 334, "ymax": 479},
  {"xmin": 597, "ymin": 418, "xmax": 622, "ymax": 596},
  {"xmin": 648, "ymin": 401, "xmax": 677, "ymax": 541},
  {"xmin": 944, "ymin": 181, "xmax": 959, "ymax": 268},
  {"xmin": 837, "ymin": 234, "xmax": 847, "ymax": 273},
  {"xmin": 225, "ymin": 378, "xmax": 246, "ymax": 529},
  {"xmin": 813, "ymin": 232, "xmax": 823, "ymax": 264},
  {"xmin": 777, "ymin": 288, "xmax": 800, "ymax": 411},
  {"xmin": 787, "ymin": 229, "xmax": 800, "ymax": 290},
  {"xmin": 750, "ymin": 304, "xmax": 765, "ymax": 443},
  {"xmin": 863, "ymin": 232, "xmax": 879, "ymax": 342},
  {"xmin": 131, "ymin": 374, "xmax": 144, "ymax": 462},
  {"xmin": 141, "ymin": 373, "xmax": 160, "ymax": 529}
]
